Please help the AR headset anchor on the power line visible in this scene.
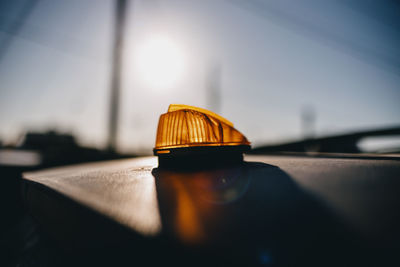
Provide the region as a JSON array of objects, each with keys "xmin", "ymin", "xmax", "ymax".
[
  {"xmin": 228, "ymin": 0, "xmax": 400, "ymax": 75},
  {"xmin": 0, "ymin": 0, "xmax": 38, "ymax": 62}
]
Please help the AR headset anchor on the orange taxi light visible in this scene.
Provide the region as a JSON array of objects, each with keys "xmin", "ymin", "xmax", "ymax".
[{"xmin": 154, "ymin": 104, "xmax": 251, "ymax": 155}]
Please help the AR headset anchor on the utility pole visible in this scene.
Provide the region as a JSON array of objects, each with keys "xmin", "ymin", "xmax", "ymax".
[
  {"xmin": 301, "ymin": 105, "xmax": 316, "ymax": 139},
  {"xmin": 108, "ymin": 0, "xmax": 128, "ymax": 151},
  {"xmin": 207, "ymin": 62, "xmax": 222, "ymax": 114}
]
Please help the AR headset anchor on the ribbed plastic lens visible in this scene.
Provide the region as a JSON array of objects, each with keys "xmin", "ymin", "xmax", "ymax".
[{"xmin": 154, "ymin": 104, "xmax": 250, "ymax": 155}]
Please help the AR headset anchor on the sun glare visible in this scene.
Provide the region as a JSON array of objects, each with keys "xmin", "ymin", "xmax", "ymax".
[{"xmin": 136, "ymin": 35, "xmax": 185, "ymax": 89}]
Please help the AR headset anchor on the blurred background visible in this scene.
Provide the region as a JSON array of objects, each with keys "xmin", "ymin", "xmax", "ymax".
[
  {"xmin": 1, "ymin": 0, "xmax": 400, "ymax": 155},
  {"xmin": 0, "ymin": 2, "xmax": 400, "ymax": 265}
]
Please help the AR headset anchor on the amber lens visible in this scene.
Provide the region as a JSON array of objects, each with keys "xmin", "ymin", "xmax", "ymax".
[{"xmin": 154, "ymin": 105, "xmax": 250, "ymax": 155}]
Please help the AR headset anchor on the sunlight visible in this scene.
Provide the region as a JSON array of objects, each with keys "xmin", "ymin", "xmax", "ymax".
[{"xmin": 136, "ymin": 35, "xmax": 185, "ymax": 89}]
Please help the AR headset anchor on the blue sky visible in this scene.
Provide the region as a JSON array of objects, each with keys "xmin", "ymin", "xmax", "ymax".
[{"xmin": 1, "ymin": 0, "xmax": 399, "ymax": 153}]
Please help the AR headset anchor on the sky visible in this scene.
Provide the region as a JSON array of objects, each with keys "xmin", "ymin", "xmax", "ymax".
[{"xmin": 0, "ymin": 0, "xmax": 399, "ymax": 154}]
